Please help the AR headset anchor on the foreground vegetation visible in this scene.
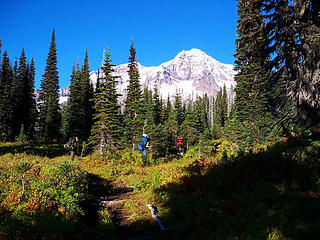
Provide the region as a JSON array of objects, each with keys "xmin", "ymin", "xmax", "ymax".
[
  {"xmin": 1, "ymin": 135, "xmax": 319, "ymax": 240},
  {"xmin": 0, "ymin": 143, "xmax": 88, "ymax": 239},
  {"xmin": 81, "ymin": 136, "xmax": 320, "ymax": 240}
]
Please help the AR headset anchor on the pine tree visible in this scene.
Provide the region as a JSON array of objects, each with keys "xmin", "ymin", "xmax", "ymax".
[
  {"xmin": 163, "ymin": 102, "xmax": 178, "ymax": 155},
  {"xmin": 0, "ymin": 50, "xmax": 13, "ymax": 141},
  {"xmin": 81, "ymin": 49, "xmax": 94, "ymax": 140},
  {"xmin": 261, "ymin": 0, "xmax": 320, "ymax": 137},
  {"xmin": 214, "ymin": 90, "xmax": 223, "ymax": 126},
  {"xmin": 38, "ymin": 28, "xmax": 60, "ymax": 141},
  {"xmin": 90, "ymin": 48, "xmax": 121, "ymax": 154},
  {"xmin": 163, "ymin": 95, "xmax": 172, "ymax": 121},
  {"xmin": 123, "ymin": 41, "xmax": 143, "ymax": 148},
  {"xmin": 233, "ymin": 0, "xmax": 273, "ymax": 143},
  {"xmin": 24, "ymin": 58, "xmax": 37, "ymax": 140},
  {"xmin": 141, "ymin": 87, "xmax": 153, "ymax": 132},
  {"xmin": 11, "ymin": 48, "xmax": 27, "ymax": 139},
  {"xmin": 62, "ymin": 62, "xmax": 85, "ymax": 140},
  {"xmin": 173, "ymin": 90, "xmax": 184, "ymax": 133},
  {"xmin": 222, "ymin": 85, "xmax": 228, "ymax": 124},
  {"xmin": 212, "ymin": 90, "xmax": 224, "ymax": 138},
  {"xmin": 152, "ymin": 85, "xmax": 163, "ymax": 125},
  {"xmin": 181, "ymin": 102, "xmax": 199, "ymax": 148}
]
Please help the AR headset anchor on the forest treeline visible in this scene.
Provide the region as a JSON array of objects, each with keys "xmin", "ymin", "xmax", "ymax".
[{"xmin": 0, "ymin": 0, "xmax": 319, "ymax": 156}]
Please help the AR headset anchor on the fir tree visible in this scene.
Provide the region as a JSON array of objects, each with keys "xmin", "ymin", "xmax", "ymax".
[
  {"xmin": 233, "ymin": 0, "xmax": 273, "ymax": 142},
  {"xmin": 141, "ymin": 87, "xmax": 153, "ymax": 133},
  {"xmin": 0, "ymin": 50, "xmax": 13, "ymax": 141},
  {"xmin": 81, "ymin": 49, "xmax": 94, "ymax": 140},
  {"xmin": 90, "ymin": 48, "xmax": 121, "ymax": 154},
  {"xmin": 163, "ymin": 94, "xmax": 172, "ymax": 121},
  {"xmin": 262, "ymin": 0, "xmax": 320, "ymax": 136},
  {"xmin": 222, "ymin": 85, "xmax": 228, "ymax": 123},
  {"xmin": 212, "ymin": 90, "xmax": 224, "ymax": 138},
  {"xmin": 24, "ymin": 58, "xmax": 37, "ymax": 140},
  {"xmin": 38, "ymin": 28, "xmax": 60, "ymax": 141},
  {"xmin": 11, "ymin": 48, "xmax": 27, "ymax": 139},
  {"xmin": 62, "ymin": 62, "xmax": 85, "ymax": 140},
  {"xmin": 181, "ymin": 102, "xmax": 199, "ymax": 148},
  {"xmin": 123, "ymin": 41, "xmax": 143, "ymax": 148},
  {"xmin": 152, "ymin": 84, "xmax": 163, "ymax": 125},
  {"xmin": 173, "ymin": 90, "xmax": 184, "ymax": 133}
]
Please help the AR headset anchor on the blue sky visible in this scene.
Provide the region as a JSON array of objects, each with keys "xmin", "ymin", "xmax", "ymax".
[{"xmin": 0, "ymin": 0, "xmax": 238, "ymax": 88}]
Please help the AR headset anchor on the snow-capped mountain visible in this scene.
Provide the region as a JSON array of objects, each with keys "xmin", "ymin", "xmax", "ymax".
[{"xmin": 60, "ymin": 48, "xmax": 236, "ymax": 104}]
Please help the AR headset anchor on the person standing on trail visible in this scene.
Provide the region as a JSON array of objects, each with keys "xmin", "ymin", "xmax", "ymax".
[
  {"xmin": 138, "ymin": 133, "xmax": 149, "ymax": 165},
  {"xmin": 64, "ymin": 136, "xmax": 79, "ymax": 161},
  {"xmin": 177, "ymin": 136, "xmax": 184, "ymax": 158}
]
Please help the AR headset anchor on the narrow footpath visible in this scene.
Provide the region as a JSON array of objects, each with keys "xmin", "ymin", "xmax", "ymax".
[{"xmin": 82, "ymin": 173, "xmax": 157, "ymax": 240}]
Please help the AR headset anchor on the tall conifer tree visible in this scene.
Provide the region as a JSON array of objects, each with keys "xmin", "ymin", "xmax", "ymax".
[
  {"xmin": 0, "ymin": 50, "xmax": 13, "ymax": 141},
  {"xmin": 152, "ymin": 85, "xmax": 162, "ymax": 125},
  {"xmin": 91, "ymin": 48, "xmax": 121, "ymax": 153},
  {"xmin": 262, "ymin": 0, "xmax": 320, "ymax": 136},
  {"xmin": 173, "ymin": 90, "xmax": 184, "ymax": 133},
  {"xmin": 63, "ymin": 62, "xmax": 85, "ymax": 139},
  {"xmin": 81, "ymin": 49, "xmax": 94, "ymax": 140},
  {"xmin": 124, "ymin": 41, "xmax": 143, "ymax": 148},
  {"xmin": 233, "ymin": 0, "xmax": 273, "ymax": 142},
  {"xmin": 11, "ymin": 48, "xmax": 27, "ymax": 138},
  {"xmin": 24, "ymin": 58, "xmax": 37, "ymax": 140},
  {"xmin": 39, "ymin": 28, "xmax": 60, "ymax": 141}
]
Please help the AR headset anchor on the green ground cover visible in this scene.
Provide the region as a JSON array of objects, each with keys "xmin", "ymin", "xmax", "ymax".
[{"xmin": 1, "ymin": 137, "xmax": 319, "ymax": 239}]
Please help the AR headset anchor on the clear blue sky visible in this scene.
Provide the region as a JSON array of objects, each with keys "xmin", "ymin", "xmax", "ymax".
[{"xmin": 0, "ymin": 0, "xmax": 238, "ymax": 88}]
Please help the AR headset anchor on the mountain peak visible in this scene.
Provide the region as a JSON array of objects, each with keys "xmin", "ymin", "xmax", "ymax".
[
  {"xmin": 185, "ymin": 48, "xmax": 206, "ymax": 54},
  {"xmin": 58, "ymin": 49, "xmax": 236, "ymax": 105},
  {"xmin": 84, "ymin": 49, "xmax": 236, "ymax": 105},
  {"xmin": 175, "ymin": 48, "xmax": 207, "ymax": 58}
]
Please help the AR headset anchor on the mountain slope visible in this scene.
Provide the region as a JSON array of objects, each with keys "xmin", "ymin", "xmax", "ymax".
[
  {"xmin": 89, "ymin": 48, "xmax": 236, "ymax": 101},
  {"xmin": 53, "ymin": 48, "xmax": 236, "ymax": 105}
]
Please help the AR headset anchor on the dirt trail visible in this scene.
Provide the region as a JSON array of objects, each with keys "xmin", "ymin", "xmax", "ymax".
[
  {"xmin": 81, "ymin": 173, "xmax": 111, "ymax": 239},
  {"xmin": 82, "ymin": 173, "xmax": 156, "ymax": 240}
]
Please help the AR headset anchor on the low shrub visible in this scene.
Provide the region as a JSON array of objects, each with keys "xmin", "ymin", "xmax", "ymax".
[{"xmin": 0, "ymin": 151, "xmax": 88, "ymax": 239}]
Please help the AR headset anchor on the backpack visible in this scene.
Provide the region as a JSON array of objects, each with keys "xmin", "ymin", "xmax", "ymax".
[
  {"xmin": 64, "ymin": 137, "xmax": 75, "ymax": 150},
  {"xmin": 138, "ymin": 136, "xmax": 148, "ymax": 151}
]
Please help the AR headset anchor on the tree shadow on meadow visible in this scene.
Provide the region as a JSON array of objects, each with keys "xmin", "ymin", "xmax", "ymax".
[
  {"xmin": 152, "ymin": 138, "xmax": 320, "ymax": 240},
  {"xmin": 0, "ymin": 142, "xmax": 68, "ymax": 158},
  {"xmin": 0, "ymin": 208, "xmax": 87, "ymax": 240}
]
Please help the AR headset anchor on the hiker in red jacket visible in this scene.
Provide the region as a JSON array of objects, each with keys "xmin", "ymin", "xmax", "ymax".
[{"xmin": 177, "ymin": 136, "xmax": 184, "ymax": 158}]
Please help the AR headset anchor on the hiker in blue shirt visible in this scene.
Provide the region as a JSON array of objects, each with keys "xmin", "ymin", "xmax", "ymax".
[{"xmin": 138, "ymin": 133, "xmax": 149, "ymax": 165}]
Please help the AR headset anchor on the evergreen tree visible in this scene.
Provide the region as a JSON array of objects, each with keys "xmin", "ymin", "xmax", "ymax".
[
  {"xmin": 38, "ymin": 28, "xmax": 61, "ymax": 141},
  {"xmin": 11, "ymin": 48, "xmax": 27, "ymax": 139},
  {"xmin": 194, "ymin": 95, "xmax": 210, "ymax": 137},
  {"xmin": 90, "ymin": 48, "xmax": 121, "ymax": 154},
  {"xmin": 24, "ymin": 58, "xmax": 37, "ymax": 140},
  {"xmin": 181, "ymin": 102, "xmax": 199, "ymax": 148},
  {"xmin": 152, "ymin": 84, "xmax": 162, "ymax": 125},
  {"xmin": 222, "ymin": 85, "xmax": 228, "ymax": 123},
  {"xmin": 173, "ymin": 90, "xmax": 184, "ymax": 133},
  {"xmin": 261, "ymin": 0, "xmax": 320, "ymax": 136},
  {"xmin": 212, "ymin": 90, "xmax": 224, "ymax": 138},
  {"xmin": 163, "ymin": 95, "xmax": 172, "ymax": 121},
  {"xmin": 95, "ymin": 68, "xmax": 101, "ymax": 94},
  {"xmin": 62, "ymin": 62, "xmax": 85, "ymax": 140},
  {"xmin": 81, "ymin": 49, "xmax": 94, "ymax": 140},
  {"xmin": 214, "ymin": 90, "xmax": 223, "ymax": 126},
  {"xmin": 233, "ymin": 0, "xmax": 273, "ymax": 143},
  {"xmin": 141, "ymin": 87, "xmax": 153, "ymax": 132},
  {"xmin": 163, "ymin": 102, "xmax": 178, "ymax": 155},
  {"xmin": 0, "ymin": 50, "xmax": 13, "ymax": 141},
  {"xmin": 123, "ymin": 41, "xmax": 143, "ymax": 148}
]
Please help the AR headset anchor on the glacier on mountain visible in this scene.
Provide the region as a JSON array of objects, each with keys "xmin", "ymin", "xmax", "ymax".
[{"xmin": 62, "ymin": 48, "xmax": 236, "ymax": 104}]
